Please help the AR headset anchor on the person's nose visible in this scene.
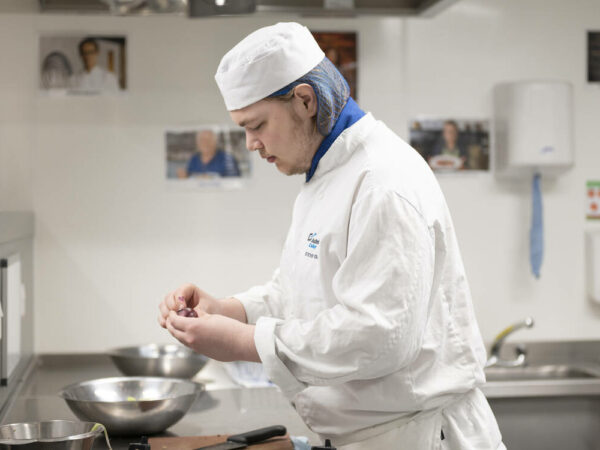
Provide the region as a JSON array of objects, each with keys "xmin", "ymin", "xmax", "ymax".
[{"xmin": 246, "ymin": 133, "xmax": 262, "ymax": 152}]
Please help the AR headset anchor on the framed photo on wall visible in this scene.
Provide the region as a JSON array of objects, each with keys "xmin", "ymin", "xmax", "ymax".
[
  {"xmin": 409, "ymin": 118, "xmax": 490, "ymax": 173},
  {"xmin": 588, "ymin": 31, "xmax": 600, "ymax": 83},
  {"xmin": 39, "ymin": 34, "xmax": 127, "ymax": 94},
  {"xmin": 311, "ymin": 31, "xmax": 358, "ymax": 100},
  {"xmin": 166, "ymin": 125, "xmax": 251, "ymax": 190}
]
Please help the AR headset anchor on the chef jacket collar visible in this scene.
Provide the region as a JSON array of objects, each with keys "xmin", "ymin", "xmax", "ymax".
[{"xmin": 306, "ymin": 97, "xmax": 365, "ymax": 183}]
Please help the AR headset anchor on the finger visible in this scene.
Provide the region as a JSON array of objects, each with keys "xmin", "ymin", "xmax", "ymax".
[
  {"xmin": 168, "ymin": 310, "xmax": 191, "ymax": 333},
  {"xmin": 157, "ymin": 314, "xmax": 166, "ymax": 329},
  {"xmin": 193, "ymin": 307, "xmax": 208, "ymax": 318},
  {"xmin": 166, "ymin": 316, "xmax": 189, "ymax": 345},
  {"xmin": 165, "ymin": 292, "xmax": 184, "ymax": 311},
  {"xmin": 173, "ymin": 283, "xmax": 200, "ymax": 309},
  {"xmin": 159, "ymin": 301, "xmax": 170, "ymax": 319}
]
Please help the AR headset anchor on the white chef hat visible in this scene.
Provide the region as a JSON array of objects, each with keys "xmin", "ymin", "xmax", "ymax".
[{"xmin": 215, "ymin": 22, "xmax": 325, "ymax": 111}]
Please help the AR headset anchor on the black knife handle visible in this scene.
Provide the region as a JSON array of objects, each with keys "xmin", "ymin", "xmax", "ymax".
[{"xmin": 227, "ymin": 425, "xmax": 286, "ymax": 444}]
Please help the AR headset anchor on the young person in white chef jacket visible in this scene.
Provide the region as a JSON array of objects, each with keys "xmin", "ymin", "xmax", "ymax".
[{"xmin": 158, "ymin": 22, "xmax": 505, "ymax": 450}]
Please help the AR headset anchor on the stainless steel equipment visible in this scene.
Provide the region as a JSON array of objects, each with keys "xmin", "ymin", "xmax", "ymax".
[
  {"xmin": 0, "ymin": 212, "xmax": 34, "ymax": 389},
  {"xmin": 485, "ymin": 364, "xmax": 599, "ymax": 382},
  {"xmin": 0, "ymin": 420, "xmax": 105, "ymax": 450},
  {"xmin": 107, "ymin": 344, "xmax": 208, "ymax": 378},
  {"xmin": 59, "ymin": 377, "xmax": 204, "ymax": 435},
  {"xmin": 39, "ymin": 0, "xmax": 460, "ymax": 17},
  {"xmin": 486, "ymin": 317, "xmax": 534, "ymax": 368}
]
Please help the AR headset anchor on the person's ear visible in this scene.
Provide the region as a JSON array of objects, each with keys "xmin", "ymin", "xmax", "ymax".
[{"xmin": 293, "ymin": 84, "xmax": 318, "ymax": 118}]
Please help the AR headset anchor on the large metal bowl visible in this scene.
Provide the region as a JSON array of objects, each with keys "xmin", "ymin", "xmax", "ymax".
[
  {"xmin": 107, "ymin": 344, "xmax": 209, "ymax": 378},
  {"xmin": 59, "ymin": 377, "xmax": 204, "ymax": 435},
  {"xmin": 0, "ymin": 420, "xmax": 106, "ymax": 450}
]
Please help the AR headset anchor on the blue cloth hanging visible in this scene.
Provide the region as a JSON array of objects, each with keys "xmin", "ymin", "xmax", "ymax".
[{"xmin": 530, "ymin": 173, "xmax": 544, "ymax": 278}]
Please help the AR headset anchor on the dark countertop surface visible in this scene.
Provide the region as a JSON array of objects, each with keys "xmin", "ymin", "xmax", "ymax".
[{"xmin": 1, "ymin": 354, "xmax": 319, "ymax": 449}]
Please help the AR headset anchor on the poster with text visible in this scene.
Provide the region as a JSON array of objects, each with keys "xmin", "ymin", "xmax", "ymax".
[{"xmin": 587, "ymin": 181, "xmax": 600, "ymax": 219}]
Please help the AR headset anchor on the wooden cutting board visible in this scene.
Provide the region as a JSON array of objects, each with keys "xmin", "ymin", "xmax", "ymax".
[{"xmin": 148, "ymin": 434, "xmax": 293, "ymax": 450}]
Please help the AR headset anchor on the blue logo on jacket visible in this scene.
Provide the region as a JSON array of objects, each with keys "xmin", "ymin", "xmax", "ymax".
[{"xmin": 307, "ymin": 233, "xmax": 320, "ymax": 249}]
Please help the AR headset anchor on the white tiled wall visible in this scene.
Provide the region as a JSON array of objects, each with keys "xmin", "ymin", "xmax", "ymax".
[{"xmin": 0, "ymin": 0, "xmax": 599, "ymax": 352}]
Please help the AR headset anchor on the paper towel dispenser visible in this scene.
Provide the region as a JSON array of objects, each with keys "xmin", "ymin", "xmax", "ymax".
[
  {"xmin": 493, "ymin": 81, "xmax": 574, "ymax": 279},
  {"xmin": 493, "ymin": 80, "xmax": 574, "ymax": 178}
]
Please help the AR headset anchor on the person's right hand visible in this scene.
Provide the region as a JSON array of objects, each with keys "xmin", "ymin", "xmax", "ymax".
[{"xmin": 158, "ymin": 283, "xmax": 220, "ymax": 329}]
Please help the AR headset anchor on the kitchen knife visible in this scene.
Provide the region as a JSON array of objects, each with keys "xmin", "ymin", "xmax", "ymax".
[{"xmin": 194, "ymin": 425, "xmax": 287, "ymax": 450}]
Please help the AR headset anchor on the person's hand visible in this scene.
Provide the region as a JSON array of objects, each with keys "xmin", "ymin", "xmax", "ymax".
[
  {"xmin": 165, "ymin": 310, "xmax": 259, "ymax": 362},
  {"xmin": 158, "ymin": 283, "xmax": 221, "ymax": 329}
]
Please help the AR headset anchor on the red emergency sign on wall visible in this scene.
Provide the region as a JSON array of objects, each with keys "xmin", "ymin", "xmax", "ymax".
[{"xmin": 587, "ymin": 181, "xmax": 600, "ymax": 219}]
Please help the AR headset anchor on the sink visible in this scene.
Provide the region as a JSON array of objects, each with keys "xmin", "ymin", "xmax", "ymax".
[
  {"xmin": 481, "ymin": 342, "xmax": 600, "ymax": 449},
  {"xmin": 485, "ymin": 364, "xmax": 599, "ymax": 382}
]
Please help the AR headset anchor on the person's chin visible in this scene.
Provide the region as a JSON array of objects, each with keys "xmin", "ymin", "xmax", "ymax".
[
  {"xmin": 276, "ymin": 163, "xmax": 294, "ymax": 176},
  {"xmin": 275, "ymin": 163, "xmax": 291, "ymax": 175},
  {"xmin": 283, "ymin": 166, "xmax": 307, "ymax": 177}
]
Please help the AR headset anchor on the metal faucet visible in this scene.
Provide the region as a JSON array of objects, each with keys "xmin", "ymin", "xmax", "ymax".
[{"xmin": 486, "ymin": 317, "xmax": 534, "ymax": 368}]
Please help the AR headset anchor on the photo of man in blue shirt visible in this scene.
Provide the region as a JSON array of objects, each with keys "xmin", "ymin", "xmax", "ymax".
[{"xmin": 181, "ymin": 130, "xmax": 240, "ymax": 178}]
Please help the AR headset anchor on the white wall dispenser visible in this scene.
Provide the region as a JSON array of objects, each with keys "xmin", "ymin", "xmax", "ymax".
[{"xmin": 494, "ymin": 80, "xmax": 574, "ymax": 278}]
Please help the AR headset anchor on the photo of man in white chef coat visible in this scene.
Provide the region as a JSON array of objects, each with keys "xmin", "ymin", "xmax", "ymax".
[
  {"xmin": 69, "ymin": 37, "xmax": 120, "ymax": 93},
  {"xmin": 158, "ymin": 22, "xmax": 505, "ymax": 449},
  {"xmin": 39, "ymin": 35, "xmax": 126, "ymax": 95}
]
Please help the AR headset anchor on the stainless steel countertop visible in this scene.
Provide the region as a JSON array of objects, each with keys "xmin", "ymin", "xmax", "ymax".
[
  {"xmin": 4, "ymin": 341, "xmax": 600, "ymax": 448},
  {"xmin": 482, "ymin": 340, "xmax": 600, "ymax": 399},
  {"xmin": 1, "ymin": 354, "xmax": 319, "ymax": 449},
  {"xmin": 483, "ymin": 376, "xmax": 600, "ymax": 398}
]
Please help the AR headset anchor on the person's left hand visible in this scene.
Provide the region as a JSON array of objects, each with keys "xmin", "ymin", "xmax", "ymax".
[{"xmin": 165, "ymin": 310, "xmax": 259, "ymax": 362}]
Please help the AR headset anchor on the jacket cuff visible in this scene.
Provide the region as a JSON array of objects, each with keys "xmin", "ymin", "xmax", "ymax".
[
  {"xmin": 254, "ymin": 316, "xmax": 306, "ymax": 399},
  {"xmin": 232, "ymin": 288, "xmax": 271, "ymax": 325}
]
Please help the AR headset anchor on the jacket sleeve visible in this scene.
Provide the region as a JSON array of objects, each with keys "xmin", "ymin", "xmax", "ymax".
[
  {"xmin": 233, "ymin": 268, "xmax": 285, "ymax": 324},
  {"xmin": 254, "ymin": 187, "xmax": 436, "ymax": 398}
]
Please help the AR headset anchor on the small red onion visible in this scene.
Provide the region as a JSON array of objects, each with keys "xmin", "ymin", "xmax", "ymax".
[{"xmin": 176, "ymin": 307, "xmax": 198, "ymax": 318}]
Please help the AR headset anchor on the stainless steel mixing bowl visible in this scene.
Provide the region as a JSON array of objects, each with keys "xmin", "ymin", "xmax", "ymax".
[
  {"xmin": 0, "ymin": 420, "xmax": 105, "ymax": 450},
  {"xmin": 59, "ymin": 377, "xmax": 204, "ymax": 435},
  {"xmin": 107, "ymin": 344, "xmax": 209, "ymax": 378}
]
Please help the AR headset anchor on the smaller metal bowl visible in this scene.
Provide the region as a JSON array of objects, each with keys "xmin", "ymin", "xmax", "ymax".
[
  {"xmin": 108, "ymin": 344, "xmax": 209, "ymax": 378},
  {"xmin": 0, "ymin": 420, "xmax": 105, "ymax": 450},
  {"xmin": 59, "ymin": 377, "xmax": 204, "ymax": 435}
]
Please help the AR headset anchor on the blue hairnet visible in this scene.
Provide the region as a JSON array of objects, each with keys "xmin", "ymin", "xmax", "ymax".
[{"xmin": 268, "ymin": 57, "xmax": 350, "ymax": 136}]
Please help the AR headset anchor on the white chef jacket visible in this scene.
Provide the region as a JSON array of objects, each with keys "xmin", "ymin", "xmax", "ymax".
[
  {"xmin": 234, "ymin": 113, "xmax": 504, "ymax": 449},
  {"xmin": 70, "ymin": 65, "xmax": 120, "ymax": 93}
]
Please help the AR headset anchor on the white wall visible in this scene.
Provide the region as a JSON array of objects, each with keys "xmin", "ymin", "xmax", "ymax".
[
  {"xmin": 0, "ymin": 0, "xmax": 598, "ymax": 352},
  {"xmin": 405, "ymin": 0, "xmax": 600, "ymax": 341},
  {"xmin": 0, "ymin": 10, "xmax": 35, "ymax": 210}
]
